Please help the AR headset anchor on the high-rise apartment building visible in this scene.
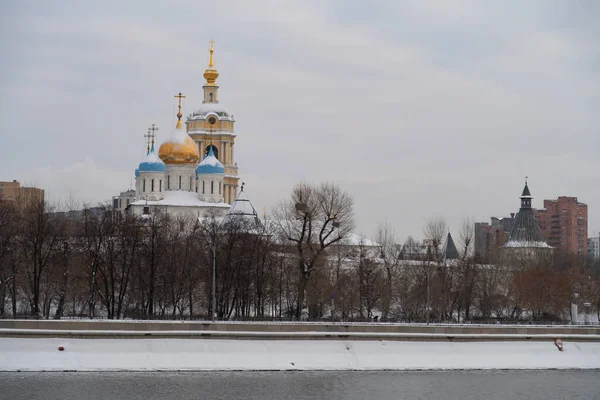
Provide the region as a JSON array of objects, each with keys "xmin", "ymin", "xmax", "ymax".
[
  {"xmin": 589, "ymin": 235, "xmax": 600, "ymax": 261},
  {"xmin": 535, "ymin": 197, "xmax": 587, "ymax": 257}
]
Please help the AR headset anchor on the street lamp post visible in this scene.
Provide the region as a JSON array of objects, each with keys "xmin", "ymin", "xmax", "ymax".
[{"xmin": 212, "ymin": 245, "xmax": 216, "ymax": 322}]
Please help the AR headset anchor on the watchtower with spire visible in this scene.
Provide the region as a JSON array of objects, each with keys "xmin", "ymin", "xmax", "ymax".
[{"xmin": 502, "ymin": 179, "xmax": 553, "ymax": 261}]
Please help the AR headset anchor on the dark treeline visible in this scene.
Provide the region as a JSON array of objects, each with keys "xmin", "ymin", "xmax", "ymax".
[{"xmin": 0, "ymin": 184, "xmax": 598, "ymax": 323}]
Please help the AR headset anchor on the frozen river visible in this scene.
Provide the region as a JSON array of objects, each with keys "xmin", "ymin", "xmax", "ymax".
[{"xmin": 2, "ymin": 370, "xmax": 599, "ymax": 400}]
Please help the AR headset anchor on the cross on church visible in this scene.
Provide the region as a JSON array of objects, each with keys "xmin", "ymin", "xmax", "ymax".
[
  {"xmin": 209, "ymin": 39, "xmax": 215, "ymax": 67},
  {"xmin": 143, "ymin": 129, "xmax": 152, "ymax": 154},
  {"xmin": 174, "ymin": 92, "xmax": 186, "ymax": 120},
  {"xmin": 143, "ymin": 124, "xmax": 159, "ymax": 154},
  {"xmin": 148, "ymin": 123, "xmax": 158, "ymax": 147}
]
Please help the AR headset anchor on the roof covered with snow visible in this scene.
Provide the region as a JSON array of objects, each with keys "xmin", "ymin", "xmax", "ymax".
[
  {"xmin": 138, "ymin": 146, "xmax": 166, "ymax": 173},
  {"xmin": 188, "ymin": 103, "xmax": 234, "ymax": 121},
  {"xmin": 162, "ymin": 124, "xmax": 189, "ymax": 145},
  {"xmin": 196, "ymin": 146, "xmax": 224, "ymax": 175},
  {"xmin": 227, "ymin": 190, "xmax": 256, "ymax": 216},
  {"xmin": 223, "ymin": 188, "xmax": 263, "ymax": 229},
  {"xmin": 503, "ymin": 240, "xmax": 552, "ymax": 248},
  {"xmin": 130, "ymin": 190, "xmax": 230, "ymax": 208},
  {"xmin": 344, "ymin": 233, "xmax": 379, "ymax": 247}
]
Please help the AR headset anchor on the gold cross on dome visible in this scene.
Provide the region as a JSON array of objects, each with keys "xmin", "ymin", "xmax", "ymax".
[
  {"xmin": 209, "ymin": 39, "xmax": 215, "ymax": 67},
  {"xmin": 174, "ymin": 92, "xmax": 186, "ymax": 120}
]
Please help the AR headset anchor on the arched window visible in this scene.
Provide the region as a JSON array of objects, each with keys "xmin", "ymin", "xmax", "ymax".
[
  {"xmin": 189, "ymin": 176, "xmax": 193, "ymax": 191},
  {"xmin": 159, "ymin": 180, "xmax": 162, "ymax": 192},
  {"xmin": 211, "ymin": 181, "xmax": 214, "ymax": 194},
  {"xmin": 143, "ymin": 179, "xmax": 146, "ymax": 192},
  {"xmin": 219, "ymin": 181, "xmax": 222, "ymax": 194},
  {"xmin": 179, "ymin": 176, "xmax": 182, "ymax": 190},
  {"xmin": 202, "ymin": 181, "xmax": 205, "ymax": 194},
  {"xmin": 167, "ymin": 176, "xmax": 170, "ymax": 190},
  {"xmin": 151, "ymin": 179, "xmax": 154, "ymax": 192},
  {"xmin": 205, "ymin": 145, "xmax": 219, "ymax": 160},
  {"xmin": 209, "ymin": 92, "xmax": 214, "ymax": 102}
]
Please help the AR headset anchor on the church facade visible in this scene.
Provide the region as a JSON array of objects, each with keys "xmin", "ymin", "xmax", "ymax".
[{"xmin": 127, "ymin": 42, "xmax": 241, "ymax": 218}]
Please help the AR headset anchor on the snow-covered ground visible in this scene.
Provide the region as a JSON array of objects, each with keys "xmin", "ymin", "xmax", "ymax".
[{"xmin": 1, "ymin": 338, "xmax": 599, "ymax": 371}]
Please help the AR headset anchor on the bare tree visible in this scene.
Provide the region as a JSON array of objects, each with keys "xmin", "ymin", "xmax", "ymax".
[
  {"xmin": 422, "ymin": 217, "xmax": 447, "ymax": 323},
  {"xmin": 274, "ymin": 182, "xmax": 354, "ymax": 320},
  {"xmin": 375, "ymin": 221, "xmax": 399, "ymax": 320},
  {"xmin": 0, "ymin": 201, "xmax": 18, "ymax": 315},
  {"xmin": 424, "ymin": 217, "xmax": 447, "ymax": 262},
  {"xmin": 456, "ymin": 217, "xmax": 476, "ymax": 321},
  {"xmin": 17, "ymin": 192, "xmax": 64, "ymax": 317}
]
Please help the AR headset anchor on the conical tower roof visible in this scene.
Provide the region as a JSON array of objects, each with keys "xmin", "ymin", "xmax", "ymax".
[
  {"xmin": 443, "ymin": 231, "xmax": 460, "ymax": 260},
  {"xmin": 224, "ymin": 184, "xmax": 262, "ymax": 228},
  {"xmin": 505, "ymin": 181, "xmax": 550, "ymax": 248}
]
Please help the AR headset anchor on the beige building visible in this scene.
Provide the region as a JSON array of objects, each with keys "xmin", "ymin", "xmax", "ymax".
[
  {"xmin": 0, "ymin": 180, "xmax": 44, "ymax": 203},
  {"xmin": 186, "ymin": 41, "xmax": 239, "ymax": 204}
]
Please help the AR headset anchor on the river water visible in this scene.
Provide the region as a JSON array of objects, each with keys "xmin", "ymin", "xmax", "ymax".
[{"xmin": 1, "ymin": 370, "xmax": 599, "ymax": 400}]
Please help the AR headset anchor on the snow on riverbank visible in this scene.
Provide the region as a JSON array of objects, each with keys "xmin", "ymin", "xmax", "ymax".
[{"xmin": 1, "ymin": 338, "xmax": 599, "ymax": 371}]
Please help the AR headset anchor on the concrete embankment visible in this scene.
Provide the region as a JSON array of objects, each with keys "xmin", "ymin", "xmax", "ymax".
[{"xmin": 1, "ymin": 321, "xmax": 599, "ymax": 371}]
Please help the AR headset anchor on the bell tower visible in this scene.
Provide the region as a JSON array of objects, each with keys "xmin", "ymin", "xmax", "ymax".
[{"xmin": 186, "ymin": 40, "xmax": 240, "ymax": 204}]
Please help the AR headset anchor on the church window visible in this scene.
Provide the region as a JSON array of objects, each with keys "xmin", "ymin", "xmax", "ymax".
[
  {"xmin": 190, "ymin": 176, "xmax": 193, "ymax": 190},
  {"xmin": 202, "ymin": 181, "xmax": 205, "ymax": 194},
  {"xmin": 179, "ymin": 176, "xmax": 182, "ymax": 190},
  {"xmin": 219, "ymin": 181, "xmax": 222, "ymax": 194},
  {"xmin": 167, "ymin": 176, "xmax": 170, "ymax": 190},
  {"xmin": 159, "ymin": 180, "xmax": 162, "ymax": 192},
  {"xmin": 151, "ymin": 179, "xmax": 154, "ymax": 192},
  {"xmin": 209, "ymin": 92, "xmax": 214, "ymax": 102},
  {"xmin": 143, "ymin": 179, "xmax": 146, "ymax": 192},
  {"xmin": 211, "ymin": 181, "xmax": 214, "ymax": 194}
]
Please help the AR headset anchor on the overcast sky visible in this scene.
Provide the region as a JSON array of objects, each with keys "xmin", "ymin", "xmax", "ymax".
[{"xmin": 1, "ymin": 0, "xmax": 599, "ymax": 242}]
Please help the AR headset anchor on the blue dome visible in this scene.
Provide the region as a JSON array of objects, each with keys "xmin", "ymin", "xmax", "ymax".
[
  {"xmin": 138, "ymin": 146, "xmax": 166, "ymax": 173},
  {"xmin": 135, "ymin": 168, "xmax": 140, "ymax": 178},
  {"xmin": 196, "ymin": 146, "xmax": 224, "ymax": 175}
]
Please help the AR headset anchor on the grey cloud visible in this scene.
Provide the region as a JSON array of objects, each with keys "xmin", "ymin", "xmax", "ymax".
[{"xmin": 0, "ymin": 0, "xmax": 598, "ymax": 240}]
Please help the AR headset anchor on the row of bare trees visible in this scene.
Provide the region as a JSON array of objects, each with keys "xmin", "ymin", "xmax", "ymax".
[{"xmin": 0, "ymin": 183, "xmax": 598, "ymax": 322}]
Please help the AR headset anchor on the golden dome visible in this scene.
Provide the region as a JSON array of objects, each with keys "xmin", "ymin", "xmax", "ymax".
[
  {"xmin": 158, "ymin": 120, "xmax": 200, "ymax": 164},
  {"xmin": 203, "ymin": 68, "xmax": 219, "ymax": 86},
  {"xmin": 203, "ymin": 40, "xmax": 219, "ymax": 86}
]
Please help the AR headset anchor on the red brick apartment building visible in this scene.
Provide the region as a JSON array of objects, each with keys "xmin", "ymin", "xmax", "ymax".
[{"xmin": 535, "ymin": 197, "xmax": 588, "ymax": 257}]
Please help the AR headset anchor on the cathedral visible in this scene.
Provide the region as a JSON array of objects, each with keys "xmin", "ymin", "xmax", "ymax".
[{"xmin": 128, "ymin": 42, "xmax": 247, "ymax": 219}]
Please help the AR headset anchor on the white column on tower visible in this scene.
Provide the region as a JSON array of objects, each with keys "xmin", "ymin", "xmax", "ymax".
[
  {"xmin": 227, "ymin": 141, "xmax": 232, "ymax": 166},
  {"xmin": 222, "ymin": 140, "xmax": 227, "ymax": 165}
]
